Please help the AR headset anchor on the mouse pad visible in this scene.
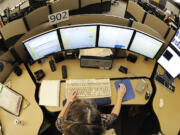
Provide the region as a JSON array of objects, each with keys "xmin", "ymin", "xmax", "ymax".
[{"xmin": 114, "ymin": 79, "xmax": 135, "ymax": 102}]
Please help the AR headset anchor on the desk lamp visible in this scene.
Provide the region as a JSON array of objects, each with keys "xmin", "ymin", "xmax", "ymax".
[{"xmin": 0, "ymin": 60, "xmax": 22, "ymax": 76}]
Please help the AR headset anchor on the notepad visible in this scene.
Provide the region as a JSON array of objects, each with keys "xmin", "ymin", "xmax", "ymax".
[
  {"xmin": 114, "ymin": 79, "xmax": 135, "ymax": 101},
  {"xmin": 39, "ymin": 80, "xmax": 60, "ymax": 107},
  {"xmin": 0, "ymin": 83, "xmax": 23, "ymax": 116}
]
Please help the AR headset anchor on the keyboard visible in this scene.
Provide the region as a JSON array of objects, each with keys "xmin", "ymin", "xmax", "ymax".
[
  {"xmin": 66, "ymin": 79, "xmax": 111, "ymax": 99},
  {"xmin": 155, "ymin": 73, "xmax": 175, "ymax": 92}
]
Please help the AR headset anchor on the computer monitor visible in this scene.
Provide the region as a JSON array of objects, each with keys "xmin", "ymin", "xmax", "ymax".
[
  {"xmin": 59, "ymin": 25, "xmax": 97, "ymax": 50},
  {"xmin": 129, "ymin": 31, "xmax": 164, "ymax": 59},
  {"xmin": 98, "ymin": 25, "xmax": 134, "ymax": 49},
  {"xmin": 171, "ymin": 27, "xmax": 180, "ymax": 52},
  {"xmin": 24, "ymin": 30, "xmax": 61, "ymax": 61},
  {"xmin": 158, "ymin": 46, "xmax": 180, "ymax": 78}
]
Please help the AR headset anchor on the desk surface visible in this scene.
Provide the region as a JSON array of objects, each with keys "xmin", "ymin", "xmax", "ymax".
[
  {"xmin": 0, "ymin": 64, "xmax": 43, "ymax": 135},
  {"xmin": 153, "ymin": 66, "xmax": 180, "ymax": 135},
  {"xmin": 29, "ymin": 52, "xmax": 155, "ymax": 112},
  {"xmin": 46, "ymin": 79, "xmax": 152, "ymax": 112},
  {"xmin": 30, "ymin": 52, "xmax": 155, "ymax": 80}
]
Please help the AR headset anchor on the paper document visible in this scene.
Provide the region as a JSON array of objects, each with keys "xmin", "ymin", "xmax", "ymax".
[
  {"xmin": 39, "ymin": 80, "xmax": 60, "ymax": 107},
  {"xmin": 79, "ymin": 48, "xmax": 112, "ymax": 58}
]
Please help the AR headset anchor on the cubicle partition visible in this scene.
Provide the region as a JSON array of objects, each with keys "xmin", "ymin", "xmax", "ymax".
[
  {"xmin": 24, "ymin": 6, "xmax": 50, "ymax": 30},
  {"xmin": 126, "ymin": 1, "xmax": 146, "ymax": 23},
  {"xmin": 0, "ymin": 51, "xmax": 16, "ymax": 83},
  {"xmin": 144, "ymin": 13, "xmax": 169, "ymax": 38},
  {"xmin": 0, "ymin": 18, "xmax": 27, "ymax": 40},
  {"xmin": 51, "ymin": 0, "xmax": 79, "ymax": 13},
  {"xmin": 57, "ymin": 14, "xmax": 130, "ymax": 27}
]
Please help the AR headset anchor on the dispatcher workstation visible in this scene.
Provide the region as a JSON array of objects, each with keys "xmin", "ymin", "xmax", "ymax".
[{"xmin": 0, "ymin": 18, "xmax": 180, "ymax": 135}]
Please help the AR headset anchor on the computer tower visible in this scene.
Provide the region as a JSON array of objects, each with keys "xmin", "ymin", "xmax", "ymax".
[{"xmin": 80, "ymin": 56, "xmax": 113, "ymax": 70}]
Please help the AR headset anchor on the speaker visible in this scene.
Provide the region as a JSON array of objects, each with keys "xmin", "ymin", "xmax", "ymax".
[
  {"xmin": 80, "ymin": 56, "xmax": 113, "ymax": 70},
  {"xmin": 13, "ymin": 66, "xmax": 22, "ymax": 76},
  {"xmin": 127, "ymin": 53, "xmax": 137, "ymax": 63},
  {"xmin": 53, "ymin": 53, "xmax": 64, "ymax": 63}
]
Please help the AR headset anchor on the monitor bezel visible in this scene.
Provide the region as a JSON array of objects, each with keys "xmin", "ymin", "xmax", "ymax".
[
  {"xmin": 58, "ymin": 24, "xmax": 98, "ymax": 51},
  {"xmin": 129, "ymin": 30, "xmax": 165, "ymax": 59},
  {"xmin": 169, "ymin": 27, "xmax": 180, "ymax": 53},
  {"xmin": 157, "ymin": 45, "xmax": 180, "ymax": 79},
  {"xmin": 23, "ymin": 29, "xmax": 61, "ymax": 62},
  {"xmin": 97, "ymin": 24, "xmax": 135, "ymax": 50}
]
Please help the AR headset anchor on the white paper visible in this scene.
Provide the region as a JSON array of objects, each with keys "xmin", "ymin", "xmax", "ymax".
[
  {"xmin": 39, "ymin": 80, "xmax": 60, "ymax": 107},
  {"xmin": 79, "ymin": 48, "xmax": 112, "ymax": 59}
]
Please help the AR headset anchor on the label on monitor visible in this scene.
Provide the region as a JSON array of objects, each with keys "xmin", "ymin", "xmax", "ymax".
[{"xmin": 48, "ymin": 10, "xmax": 69, "ymax": 25}]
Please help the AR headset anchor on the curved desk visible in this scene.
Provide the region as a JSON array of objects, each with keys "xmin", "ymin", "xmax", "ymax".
[
  {"xmin": 0, "ymin": 64, "xmax": 43, "ymax": 135},
  {"xmin": 153, "ymin": 66, "xmax": 180, "ymax": 135},
  {"xmin": 29, "ymin": 51, "xmax": 155, "ymax": 112}
]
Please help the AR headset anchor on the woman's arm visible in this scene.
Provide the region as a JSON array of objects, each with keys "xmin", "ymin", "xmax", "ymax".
[
  {"xmin": 111, "ymin": 84, "xmax": 126, "ymax": 116},
  {"xmin": 58, "ymin": 91, "xmax": 77, "ymax": 119}
]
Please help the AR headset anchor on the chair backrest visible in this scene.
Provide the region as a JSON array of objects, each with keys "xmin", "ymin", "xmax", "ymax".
[
  {"xmin": 132, "ymin": 21, "xmax": 164, "ymax": 41},
  {"xmin": 58, "ymin": 14, "xmax": 129, "ymax": 27},
  {"xmin": 144, "ymin": 13, "xmax": 169, "ymax": 37},
  {"xmin": 126, "ymin": 1, "xmax": 145, "ymax": 22},
  {"xmin": 0, "ymin": 51, "xmax": 16, "ymax": 83},
  {"xmin": 51, "ymin": 0, "xmax": 79, "ymax": 13},
  {"xmin": 14, "ymin": 22, "xmax": 54, "ymax": 62},
  {"xmin": 25, "ymin": 6, "xmax": 50, "ymax": 30},
  {"xmin": 0, "ymin": 18, "xmax": 27, "ymax": 40},
  {"xmin": 81, "ymin": 0, "xmax": 101, "ymax": 8}
]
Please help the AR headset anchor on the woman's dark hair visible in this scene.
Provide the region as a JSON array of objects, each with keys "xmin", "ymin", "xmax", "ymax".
[{"xmin": 63, "ymin": 99, "xmax": 105, "ymax": 135}]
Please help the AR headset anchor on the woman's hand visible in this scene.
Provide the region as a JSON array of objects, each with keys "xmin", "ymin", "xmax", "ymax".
[
  {"xmin": 67, "ymin": 91, "xmax": 77, "ymax": 103},
  {"xmin": 117, "ymin": 83, "xmax": 126, "ymax": 100}
]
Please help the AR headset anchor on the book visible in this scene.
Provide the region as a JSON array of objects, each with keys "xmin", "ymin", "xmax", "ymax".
[{"xmin": 39, "ymin": 80, "xmax": 60, "ymax": 107}]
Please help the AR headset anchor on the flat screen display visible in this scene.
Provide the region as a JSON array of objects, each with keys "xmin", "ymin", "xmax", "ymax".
[
  {"xmin": 171, "ymin": 27, "xmax": 180, "ymax": 52},
  {"xmin": 129, "ymin": 32, "xmax": 163, "ymax": 59},
  {"xmin": 98, "ymin": 25, "xmax": 134, "ymax": 49},
  {"xmin": 158, "ymin": 46, "xmax": 180, "ymax": 78},
  {"xmin": 24, "ymin": 31, "xmax": 61, "ymax": 61},
  {"xmin": 60, "ymin": 26, "xmax": 97, "ymax": 50}
]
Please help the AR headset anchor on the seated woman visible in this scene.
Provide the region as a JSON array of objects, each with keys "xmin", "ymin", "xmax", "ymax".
[{"xmin": 56, "ymin": 84, "xmax": 126, "ymax": 135}]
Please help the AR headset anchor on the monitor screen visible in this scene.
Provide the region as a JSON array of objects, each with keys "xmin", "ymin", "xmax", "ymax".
[
  {"xmin": 158, "ymin": 46, "xmax": 180, "ymax": 78},
  {"xmin": 60, "ymin": 26, "xmax": 97, "ymax": 50},
  {"xmin": 129, "ymin": 32, "xmax": 163, "ymax": 59},
  {"xmin": 98, "ymin": 25, "xmax": 134, "ymax": 49},
  {"xmin": 24, "ymin": 31, "xmax": 61, "ymax": 61},
  {"xmin": 171, "ymin": 27, "xmax": 180, "ymax": 52}
]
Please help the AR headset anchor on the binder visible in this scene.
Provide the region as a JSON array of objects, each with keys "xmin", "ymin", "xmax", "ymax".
[{"xmin": 0, "ymin": 83, "xmax": 23, "ymax": 116}]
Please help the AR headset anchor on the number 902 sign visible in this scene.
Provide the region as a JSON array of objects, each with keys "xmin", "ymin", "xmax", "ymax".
[{"xmin": 48, "ymin": 10, "xmax": 69, "ymax": 25}]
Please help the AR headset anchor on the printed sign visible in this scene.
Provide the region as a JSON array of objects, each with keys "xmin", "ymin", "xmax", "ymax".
[{"xmin": 48, "ymin": 10, "xmax": 69, "ymax": 25}]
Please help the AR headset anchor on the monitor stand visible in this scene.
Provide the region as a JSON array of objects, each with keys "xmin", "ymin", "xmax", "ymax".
[
  {"xmin": 144, "ymin": 57, "xmax": 149, "ymax": 61},
  {"xmin": 112, "ymin": 48, "xmax": 127, "ymax": 58}
]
